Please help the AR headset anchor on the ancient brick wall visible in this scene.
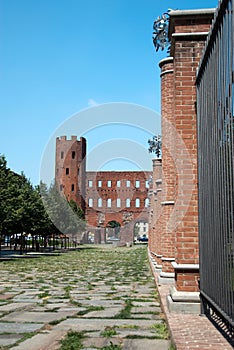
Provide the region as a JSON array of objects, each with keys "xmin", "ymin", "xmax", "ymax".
[
  {"xmin": 85, "ymin": 171, "xmax": 151, "ymax": 243},
  {"xmin": 55, "ymin": 137, "xmax": 151, "ymax": 244}
]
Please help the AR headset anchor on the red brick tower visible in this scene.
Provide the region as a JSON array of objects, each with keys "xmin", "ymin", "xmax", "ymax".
[{"xmin": 55, "ymin": 136, "xmax": 86, "ymax": 213}]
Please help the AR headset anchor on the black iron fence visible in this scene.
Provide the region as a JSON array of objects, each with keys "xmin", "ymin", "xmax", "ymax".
[{"xmin": 196, "ymin": 0, "xmax": 234, "ymax": 344}]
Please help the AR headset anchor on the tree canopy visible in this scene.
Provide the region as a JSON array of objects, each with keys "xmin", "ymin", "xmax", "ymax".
[{"xmin": 0, "ymin": 155, "xmax": 86, "ymax": 246}]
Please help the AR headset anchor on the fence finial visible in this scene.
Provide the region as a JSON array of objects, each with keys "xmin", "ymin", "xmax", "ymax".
[{"xmin": 152, "ymin": 11, "xmax": 171, "ymax": 52}]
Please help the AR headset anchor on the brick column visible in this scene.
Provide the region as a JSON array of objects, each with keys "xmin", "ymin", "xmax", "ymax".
[
  {"xmin": 149, "ymin": 159, "xmax": 162, "ymax": 269},
  {"xmin": 165, "ymin": 9, "xmax": 214, "ymax": 312},
  {"xmin": 158, "ymin": 57, "xmax": 176, "ymax": 283},
  {"xmin": 100, "ymin": 228, "xmax": 106, "ymax": 244}
]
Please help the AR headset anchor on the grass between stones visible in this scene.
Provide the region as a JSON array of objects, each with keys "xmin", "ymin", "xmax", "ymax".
[
  {"xmin": 60, "ymin": 332, "xmax": 123, "ymax": 350},
  {"xmin": 76, "ymin": 305, "xmax": 104, "ymax": 316},
  {"xmin": 59, "ymin": 330, "xmax": 84, "ymax": 350},
  {"xmin": 151, "ymin": 321, "xmax": 169, "ymax": 339},
  {"xmin": 113, "ymin": 299, "xmax": 132, "ymax": 319},
  {"xmin": 100, "ymin": 326, "xmax": 118, "ymax": 338}
]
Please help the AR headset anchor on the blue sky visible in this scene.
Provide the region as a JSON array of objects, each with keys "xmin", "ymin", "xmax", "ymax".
[{"xmin": 0, "ymin": 0, "xmax": 218, "ymax": 185}]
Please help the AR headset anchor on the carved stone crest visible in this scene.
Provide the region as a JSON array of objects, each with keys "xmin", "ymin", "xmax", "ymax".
[
  {"xmin": 97, "ymin": 212, "xmax": 105, "ymax": 225},
  {"xmin": 122, "ymin": 211, "xmax": 133, "ymax": 225}
]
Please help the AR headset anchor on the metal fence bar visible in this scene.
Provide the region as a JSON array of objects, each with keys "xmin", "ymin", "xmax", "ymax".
[{"xmin": 196, "ymin": 0, "xmax": 234, "ymax": 343}]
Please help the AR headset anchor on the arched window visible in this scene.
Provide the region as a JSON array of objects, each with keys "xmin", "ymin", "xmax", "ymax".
[
  {"xmin": 126, "ymin": 198, "xmax": 130, "ymax": 208},
  {"xmin": 88, "ymin": 180, "xmax": 93, "ymax": 187},
  {"xmin": 98, "ymin": 198, "xmax": 102, "ymax": 208},
  {"xmin": 145, "ymin": 198, "xmax": 149, "ymax": 207},
  {"xmin": 135, "ymin": 180, "xmax": 140, "ymax": 188},
  {"xmin": 107, "ymin": 198, "xmax": 112, "ymax": 208},
  {"xmin": 135, "ymin": 198, "xmax": 140, "ymax": 208},
  {"xmin": 88, "ymin": 198, "xmax": 93, "ymax": 207},
  {"xmin": 116, "ymin": 198, "xmax": 121, "ymax": 208}
]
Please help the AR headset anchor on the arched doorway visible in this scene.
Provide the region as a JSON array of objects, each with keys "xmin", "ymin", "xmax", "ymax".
[
  {"xmin": 106, "ymin": 221, "xmax": 121, "ymax": 243},
  {"xmin": 134, "ymin": 220, "xmax": 148, "ymax": 243}
]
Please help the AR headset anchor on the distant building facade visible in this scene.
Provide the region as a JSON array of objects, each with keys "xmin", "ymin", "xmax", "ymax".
[{"xmin": 55, "ymin": 136, "xmax": 151, "ymax": 244}]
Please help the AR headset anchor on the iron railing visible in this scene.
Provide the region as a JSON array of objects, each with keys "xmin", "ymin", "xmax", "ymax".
[{"xmin": 196, "ymin": 0, "xmax": 234, "ymax": 344}]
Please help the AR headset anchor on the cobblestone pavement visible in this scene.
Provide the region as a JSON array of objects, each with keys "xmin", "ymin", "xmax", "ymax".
[{"xmin": 0, "ymin": 246, "xmax": 171, "ymax": 350}]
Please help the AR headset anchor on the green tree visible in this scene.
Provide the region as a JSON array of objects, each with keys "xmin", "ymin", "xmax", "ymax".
[
  {"xmin": 0, "ymin": 155, "xmax": 52, "ymax": 254},
  {"xmin": 40, "ymin": 181, "xmax": 86, "ymax": 239}
]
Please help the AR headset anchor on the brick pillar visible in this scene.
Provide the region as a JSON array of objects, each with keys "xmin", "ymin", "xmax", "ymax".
[
  {"xmin": 149, "ymin": 159, "xmax": 162, "ymax": 269},
  {"xmin": 94, "ymin": 228, "xmax": 101, "ymax": 244},
  {"xmin": 158, "ymin": 57, "xmax": 176, "ymax": 283},
  {"xmin": 120, "ymin": 221, "xmax": 134, "ymax": 245},
  {"xmin": 100, "ymin": 228, "xmax": 106, "ymax": 243},
  {"xmin": 165, "ymin": 9, "xmax": 214, "ymax": 312}
]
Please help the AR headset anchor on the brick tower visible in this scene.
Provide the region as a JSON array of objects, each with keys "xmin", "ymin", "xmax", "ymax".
[{"xmin": 55, "ymin": 136, "xmax": 86, "ymax": 213}]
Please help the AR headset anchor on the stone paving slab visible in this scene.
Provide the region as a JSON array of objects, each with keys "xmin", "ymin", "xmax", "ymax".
[
  {"xmin": 0, "ymin": 294, "xmax": 15, "ymax": 300},
  {"xmin": 128, "ymin": 313, "xmax": 155, "ymax": 319},
  {"xmin": 0, "ymin": 334, "xmax": 22, "ymax": 347},
  {"xmin": 132, "ymin": 301, "xmax": 160, "ymax": 307},
  {"xmin": 0, "ymin": 322, "xmax": 44, "ymax": 333},
  {"xmin": 0, "ymin": 302, "xmax": 33, "ymax": 312},
  {"xmin": 78, "ymin": 298, "xmax": 124, "ymax": 307},
  {"xmin": 131, "ymin": 306, "xmax": 161, "ymax": 314},
  {"xmin": 123, "ymin": 338, "xmax": 170, "ymax": 350},
  {"xmin": 33, "ymin": 303, "xmax": 66, "ymax": 310},
  {"xmin": 1, "ymin": 311, "xmax": 74, "ymax": 323},
  {"xmin": 22, "ymin": 289, "xmax": 39, "ymax": 294},
  {"xmin": 57, "ymin": 318, "xmax": 162, "ymax": 332},
  {"xmin": 9, "ymin": 329, "xmax": 67, "ymax": 350},
  {"xmin": 82, "ymin": 336, "xmax": 122, "ymax": 348},
  {"xmin": 11, "ymin": 297, "xmax": 41, "ymax": 303},
  {"xmin": 82, "ymin": 336, "xmax": 170, "ymax": 350},
  {"xmin": 82, "ymin": 306, "xmax": 122, "ymax": 318},
  {"xmin": 43, "ymin": 298, "xmax": 70, "ymax": 303}
]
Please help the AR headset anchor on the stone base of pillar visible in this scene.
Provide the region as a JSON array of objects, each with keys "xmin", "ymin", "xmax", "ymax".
[
  {"xmin": 149, "ymin": 254, "xmax": 162, "ymax": 272},
  {"xmin": 158, "ymin": 271, "xmax": 175, "ymax": 285},
  {"xmin": 150, "ymin": 252, "xmax": 162, "ymax": 267},
  {"xmin": 154, "ymin": 265, "xmax": 162, "ymax": 271},
  {"xmin": 152, "ymin": 262, "xmax": 162, "ymax": 272},
  {"xmin": 167, "ymin": 286, "xmax": 200, "ymax": 314}
]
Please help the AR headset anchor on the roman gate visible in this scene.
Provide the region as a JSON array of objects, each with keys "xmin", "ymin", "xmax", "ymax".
[{"xmin": 55, "ymin": 136, "xmax": 152, "ymax": 244}]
